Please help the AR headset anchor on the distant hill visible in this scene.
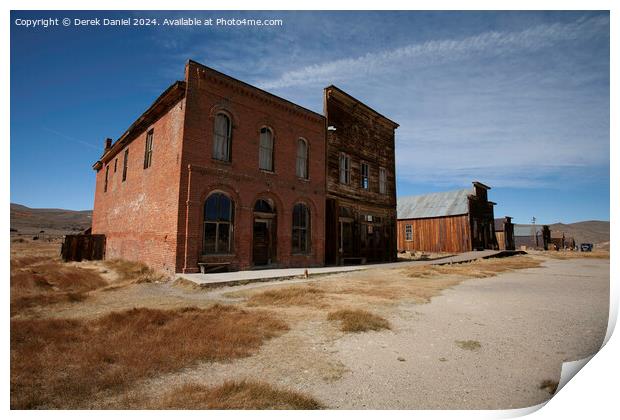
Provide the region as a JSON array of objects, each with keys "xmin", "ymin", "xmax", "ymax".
[
  {"xmin": 549, "ymin": 220, "xmax": 610, "ymax": 248},
  {"xmin": 10, "ymin": 203, "xmax": 92, "ymax": 236}
]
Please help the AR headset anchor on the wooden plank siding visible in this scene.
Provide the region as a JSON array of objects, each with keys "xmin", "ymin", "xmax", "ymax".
[{"xmin": 397, "ymin": 214, "xmax": 472, "ymax": 253}]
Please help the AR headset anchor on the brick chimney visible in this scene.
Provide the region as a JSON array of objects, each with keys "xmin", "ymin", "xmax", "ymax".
[{"xmin": 104, "ymin": 138, "xmax": 113, "ymax": 151}]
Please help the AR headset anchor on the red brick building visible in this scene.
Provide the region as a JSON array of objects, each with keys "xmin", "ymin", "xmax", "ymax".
[{"xmin": 92, "ymin": 60, "xmax": 397, "ymax": 274}]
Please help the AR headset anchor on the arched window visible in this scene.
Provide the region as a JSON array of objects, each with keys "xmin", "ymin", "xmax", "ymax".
[
  {"xmin": 203, "ymin": 192, "xmax": 234, "ymax": 254},
  {"xmin": 292, "ymin": 203, "xmax": 310, "ymax": 254},
  {"xmin": 296, "ymin": 138, "xmax": 308, "ymax": 179},
  {"xmin": 213, "ymin": 113, "xmax": 231, "ymax": 161},
  {"xmin": 259, "ymin": 127, "xmax": 274, "ymax": 171}
]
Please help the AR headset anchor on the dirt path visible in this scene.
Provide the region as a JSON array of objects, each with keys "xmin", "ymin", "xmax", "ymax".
[{"xmin": 85, "ymin": 256, "xmax": 608, "ymax": 409}]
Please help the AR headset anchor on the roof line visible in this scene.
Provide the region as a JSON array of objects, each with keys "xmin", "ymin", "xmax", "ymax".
[
  {"xmin": 188, "ymin": 60, "xmax": 324, "ymax": 120},
  {"xmin": 324, "ymin": 84, "xmax": 399, "ymax": 128},
  {"xmin": 93, "ymin": 80, "xmax": 186, "ymax": 169}
]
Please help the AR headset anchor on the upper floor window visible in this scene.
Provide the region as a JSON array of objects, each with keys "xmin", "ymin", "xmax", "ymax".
[
  {"xmin": 203, "ymin": 192, "xmax": 234, "ymax": 254},
  {"xmin": 143, "ymin": 129, "xmax": 154, "ymax": 169},
  {"xmin": 405, "ymin": 224, "xmax": 413, "ymax": 241},
  {"xmin": 339, "ymin": 153, "xmax": 350, "ymax": 184},
  {"xmin": 379, "ymin": 167, "xmax": 387, "ymax": 194},
  {"xmin": 361, "ymin": 162, "xmax": 369, "ymax": 190},
  {"xmin": 114, "ymin": 158, "xmax": 118, "ymax": 172},
  {"xmin": 292, "ymin": 203, "xmax": 310, "ymax": 254},
  {"xmin": 296, "ymin": 138, "xmax": 308, "ymax": 179},
  {"xmin": 213, "ymin": 113, "xmax": 231, "ymax": 162},
  {"xmin": 259, "ymin": 127, "xmax": 274, "ymax": 171},
  {"xmin": 122, "ymin": 149, "xmax": 129, "ymax": 182},
  {"xmin": 104, "ymin": 165, "xmax": 109, "ymax": 192}
]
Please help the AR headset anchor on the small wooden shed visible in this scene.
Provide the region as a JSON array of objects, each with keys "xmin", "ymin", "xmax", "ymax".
[{"xmin": 494, "ymin": 217, "xmax": 515, "ymax": 250}]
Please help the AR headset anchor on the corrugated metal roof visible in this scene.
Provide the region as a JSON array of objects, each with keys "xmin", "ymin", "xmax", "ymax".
[
  {"xmin": 397, "ymin": 188, "xmax": 471, "ymax": 219},
  {"xmin": 514, "ymin": 224, "xmax": 544, "ymax": 237}
]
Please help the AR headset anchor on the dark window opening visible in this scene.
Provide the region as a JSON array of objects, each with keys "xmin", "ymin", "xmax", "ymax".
[
  {"xmin": 122, "ymin": 149, "xmax": 129, "ymax": 182},
  {"xmin": 292, "ymin": 203, "xmax": 310, "ymax": 254},
  {"xmin": 203, "ymin": 193, "xmax": 234, "ymax": 254},
  {"xmin": 144, "ymin": 129, "xmax": 154, "ymax": 169}
]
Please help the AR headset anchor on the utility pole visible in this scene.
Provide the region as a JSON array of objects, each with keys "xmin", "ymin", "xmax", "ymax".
[{"xmin": 531, "ymin": 217, "xmax": 537, "ymax": 247}]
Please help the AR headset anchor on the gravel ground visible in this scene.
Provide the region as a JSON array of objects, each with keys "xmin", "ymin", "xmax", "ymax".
[
  {"xmin": 311, "ymin": 257, "xmax": 609, "ymax": 409},
  {"xmin": 33, "ymin": 255, "xmax": 607, "ymax": 409}
]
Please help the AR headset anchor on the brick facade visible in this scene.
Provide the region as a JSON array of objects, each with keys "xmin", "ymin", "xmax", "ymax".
[{"xmin": 92, "ymin": 60, "xmax": 396, "ymax": 275}]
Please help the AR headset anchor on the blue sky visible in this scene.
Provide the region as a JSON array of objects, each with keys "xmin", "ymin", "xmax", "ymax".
[{"xmin": 10, "ymin": 11, "xmax": 609, "ymax": 224}]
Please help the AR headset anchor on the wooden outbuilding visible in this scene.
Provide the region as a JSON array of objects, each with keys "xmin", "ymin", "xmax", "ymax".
[
  {"xmin": 494, "ymin": 217, "xmax": 515, "ymax": 250},
  {"xmin": 513, "ymin": 224, "xmax": 551, "ymax": 250},
  {"xmin": 396, "ymin": 182, "xmax": 498, "ymax": 253}
]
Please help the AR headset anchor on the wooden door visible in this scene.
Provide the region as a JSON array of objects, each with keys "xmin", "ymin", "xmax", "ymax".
[{"xmin": 253, "ymin": 220, "xmax": 270, "ymax": 265}]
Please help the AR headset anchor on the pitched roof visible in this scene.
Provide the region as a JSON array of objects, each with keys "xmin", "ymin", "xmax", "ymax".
[
  {"xmin": 397, "ymin": 188, "xmax": 471, "ymax": 219},
  {"xmin": 514, "ymin": 224, "xmax": 546, "ymax": 237}
]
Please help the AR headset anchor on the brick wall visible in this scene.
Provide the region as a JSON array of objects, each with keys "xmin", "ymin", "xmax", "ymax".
[
  {"xmin": 92, "ymin": 97, "xmax": 186, "ymax": 275},
  {"xmin": 176, "ymin": 61, "xmax": 326, "ymax": 272}
]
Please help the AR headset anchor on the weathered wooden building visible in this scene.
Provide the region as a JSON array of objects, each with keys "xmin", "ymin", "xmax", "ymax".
[
  {"xmin": 396, "ymin": 182, "xmax": 498, "ymax": 253},
  {"xmin": 324, "ymin": 86, "xmax": 399, "ymax": 265},
  {"xmin": 494, "ymin": 216, "xmax": 515, "ymax": 250},
  {"xmin": 513, "ymin": 224, "xmax": 551, "ymax": 250}
]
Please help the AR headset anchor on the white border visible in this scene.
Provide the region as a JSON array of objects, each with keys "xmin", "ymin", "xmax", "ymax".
[{"xmin": 3, "ymin": 1, "xmax": 616, "ymax": 419}]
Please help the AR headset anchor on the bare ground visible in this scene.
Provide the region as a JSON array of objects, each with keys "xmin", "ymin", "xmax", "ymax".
[{"xmin": 10, "ymin": 240, "xmax": 609, "ymax": 409}]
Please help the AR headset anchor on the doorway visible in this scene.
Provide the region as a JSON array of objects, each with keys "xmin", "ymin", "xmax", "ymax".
[{"xmin": 252, "ymin": 199, "xmax": 276, "ymax": 266}]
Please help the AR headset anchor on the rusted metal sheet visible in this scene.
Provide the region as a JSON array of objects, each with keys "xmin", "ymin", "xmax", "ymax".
[
  {"xmin": 61, "ymin": 234, "xmax": 106, "ymax": 262},
  {"xmin": 397, "ymin": 189, "xmax": 470, "ymax": 219}
]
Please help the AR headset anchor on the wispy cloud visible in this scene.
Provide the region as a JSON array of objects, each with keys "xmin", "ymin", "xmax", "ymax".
[{"xmin": 258, "ymin": 14, "xmax": 608, "ymax": 90}]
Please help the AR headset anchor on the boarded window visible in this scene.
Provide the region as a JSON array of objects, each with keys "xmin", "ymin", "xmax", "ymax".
[
  {"xmin": 213, "ymin": 113, "xmax": 231, "ymax": 161},
  {"xmin": 296, "ymin": 138, "xmax": 308, "ymax": 179},
  {"xmin": 379, "ymin": 167, "xmax": 387, "ymax": 194},
  {"xmin": 104, "ymin": 166, "xmax": 109, "ymax": 193},
  {"xmin": 292, "ymin": 203, "xmax": 310, "ymax": 254},
  {"xmin": 339, "ymin": 153, "xmax": 350, "ymax": 184},
  {"xmin": 122, "ymin": 149, "xmax": 129, "ymax": 182},
  {"xmin": 405, "ymin": 224, "xmax": 413, "ymax": 241},
  {"xmin": 203, "ymin": 193, "xmax": 234, "ymax": 254},
  {"xmin": 114, "ymin": 158, "xmax": 118, "ymax": 173},
  {"xmin": 259, "ymin": 127, "xmax": 274, "ymax": 171},
  {"xmin": 361, "ymin": 162, "xmax": 369, "ymax": 189},
  {"xmin": 143, "ymin": 129, "xmax": 154, "ymax": 169}
]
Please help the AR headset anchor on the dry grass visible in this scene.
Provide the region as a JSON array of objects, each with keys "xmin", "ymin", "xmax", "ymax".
[
  {"xmin": 11, "ymin": 260, "xmax": 107, "ymax": 315},
  {"xmin": 327, "ymin": 309, "xmax": 390, "ymax": 333},
  {"xmin": 539, "ymin": 379, "xmax": 559, "ymax": 394},
  {"xmin": 234, "ymin": 256, "xmax": 543, "ymax": 311},
  {"xmin": 245, "ymin": 285, "xmax": 327, "ymax": 308},
  {"xmin": 455, "ymin": 340, "xmax": 482, "ymax": 351},
  {"xmin": 103, "ymin": 259, "xmax": 168, "ymax": 284},
  {"xmin": 10, "ymin": 304, "xmax": 288, "ymax": 409},
  {"xmin": 543, "ymin": 251, "xmax": 610, "ymax": 260},
  {"xmin": 151, "ymin": 380, "xmax": 323, "ymax": 409}
]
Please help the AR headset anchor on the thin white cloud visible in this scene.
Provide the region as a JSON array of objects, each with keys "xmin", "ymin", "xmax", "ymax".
[{"xmin": 258, "ymin": 15, "xmax": 608, "ymax": 90}]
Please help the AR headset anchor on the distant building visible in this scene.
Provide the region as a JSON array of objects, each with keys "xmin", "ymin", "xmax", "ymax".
[
  {"xmin": 396, "ymin": 182, "xmax": 498, "ymax": 253},
  {"xmin": 494, "ymin": 217, "xmax": 515, "ymax": 250},
  {"xmin": 513, "ymin": 224, "xmax": 551, "ymax": 250},
  {"xmin": 549, "ymin": 231, "xmax": 576, "ymax": 250}
]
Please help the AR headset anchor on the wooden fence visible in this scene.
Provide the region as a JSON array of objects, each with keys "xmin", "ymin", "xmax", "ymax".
[{"xmin": 61, "ymin": 234, "xmax": 106, "ymax": 262}]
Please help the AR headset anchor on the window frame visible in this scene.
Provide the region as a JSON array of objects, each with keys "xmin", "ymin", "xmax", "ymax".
[
  {"xmin": 379, "ymin": 167, "xmax": 387, "ymax": 194},
  {"xmin": 143, "ymin": 129, "xmax": 154, "ymax": 169},
  {"xmin": 360, "ymin": 162, "xmax": 370, "ymax": 190},
  {"xmin": 258, "ymin": 127, "xmax": 275, "ymax": 172},
  {"xmin": 292, "ymin": 203, "xmax": 311, "ymax": 254},
  {"xmin": 122, "ymin": 149, "xmax": 129, "ymax": 182},
  {"xmin": 339, "ymin": 152, "xmax": 350, "ymax": 184},
  {"xmin": 202, "ymin": 192, "xmax": 235, "ymax": 255},
  {"xmin": 405, "ymin": 224, "xmax": 413, "ymax": 241},
  {"xmin": 296, "ymin": 138, "xmax": 309, "ymax": 179},
  {"xmin": 104, "ymin": 165, "xmax": 109, "ymax": 193},
  {"xmin": 213, "ymin": 113, "xmax": 232, "ymax": 162}
]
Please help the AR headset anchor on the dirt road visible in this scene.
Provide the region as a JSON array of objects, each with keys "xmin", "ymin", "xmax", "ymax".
[{"xmin": 105, "ymin": 256, "xmax": 609, "ymax": 409}]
